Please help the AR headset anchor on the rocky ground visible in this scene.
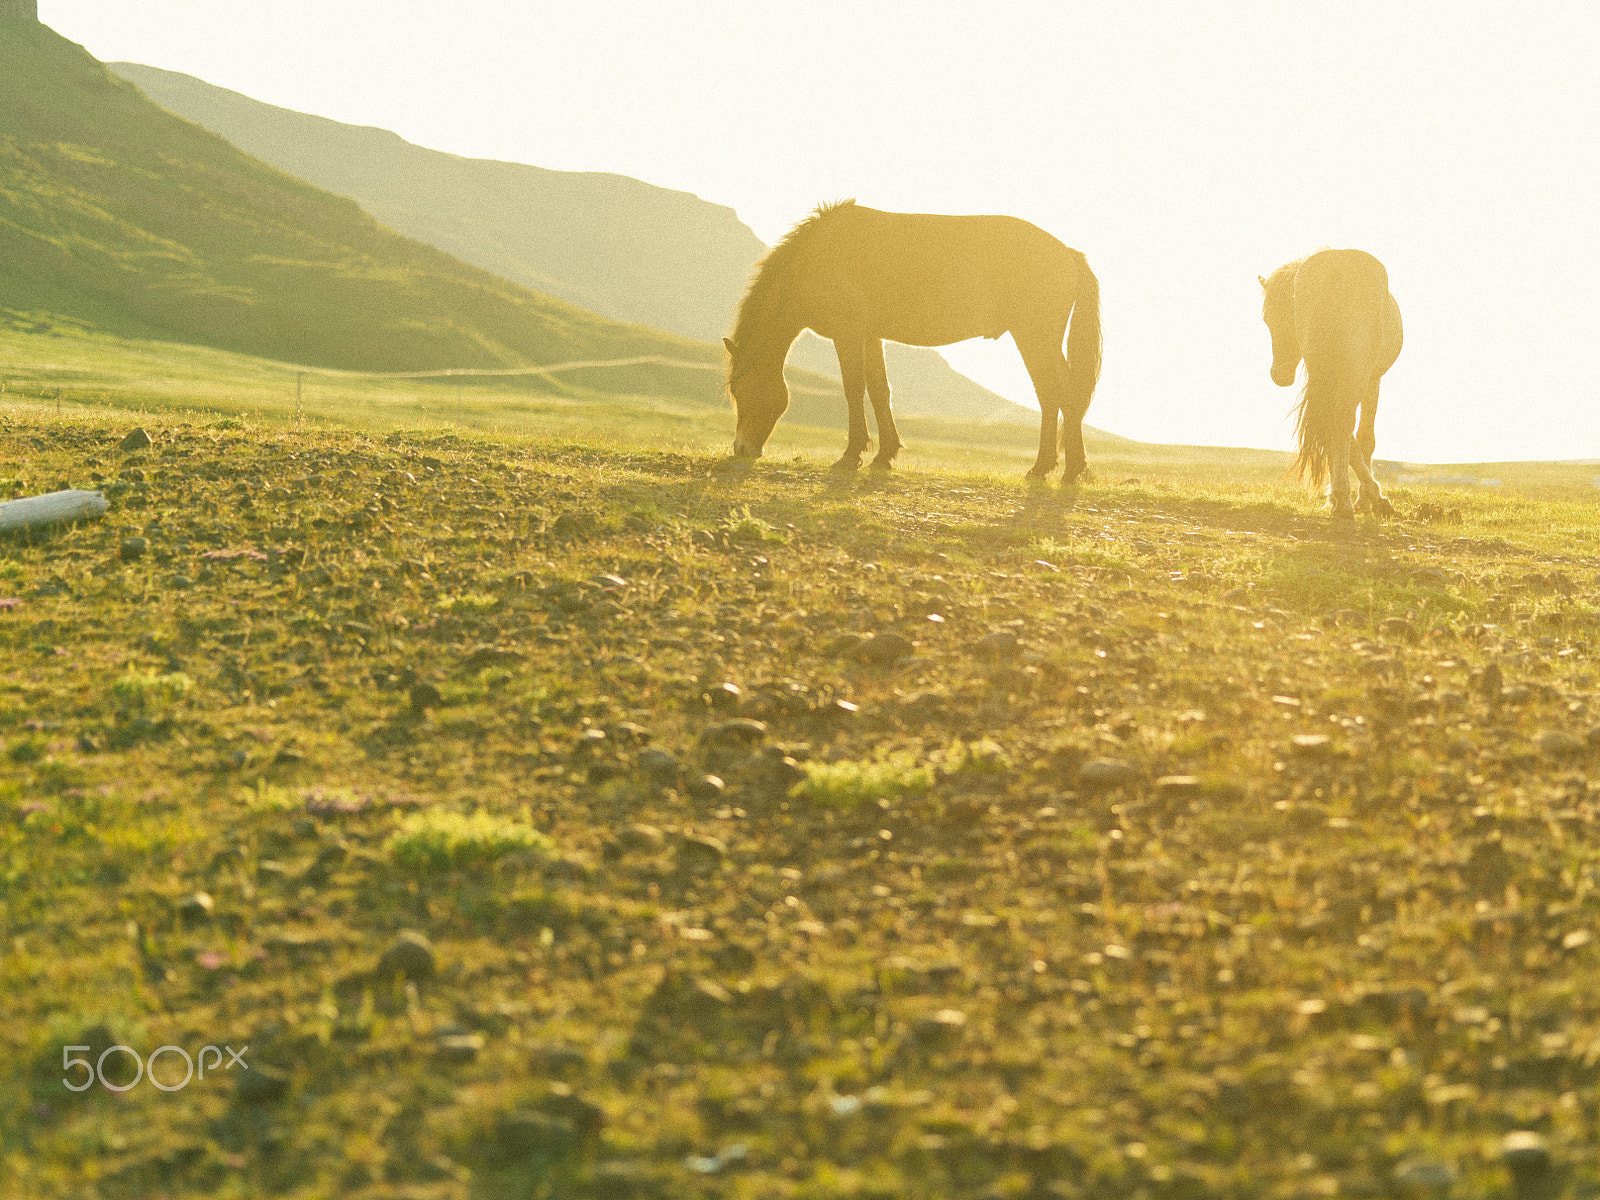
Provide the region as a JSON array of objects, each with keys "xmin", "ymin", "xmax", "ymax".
[{"xmin": 4, "ymin": 414, "xmax": 1600, "ymax": 1199}]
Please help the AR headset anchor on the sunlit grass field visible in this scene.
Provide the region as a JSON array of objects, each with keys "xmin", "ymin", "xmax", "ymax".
[{"xmin": 4, "ymin": 323, "xmax": 1600, "ymax": 1198}]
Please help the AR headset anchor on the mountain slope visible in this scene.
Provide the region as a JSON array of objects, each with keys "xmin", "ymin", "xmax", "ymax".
[
  {"xmin": 112, "ymin": 61, "xmax": 1035, "ymax": 424},
  {"xmin": 0, "ymin": 22, "xmax": 723, "ymax": 395}
]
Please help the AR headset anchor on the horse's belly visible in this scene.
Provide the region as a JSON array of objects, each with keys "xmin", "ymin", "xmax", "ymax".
[
  {"xmin": 872, "ymin": 319, "xmax": 994, "ymax": 348},
  {"xmin": 871, "ymin": 294, "xmax": 1003, "ymax": 347}
]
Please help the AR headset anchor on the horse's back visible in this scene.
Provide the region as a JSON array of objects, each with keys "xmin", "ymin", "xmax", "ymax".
[
  {"xmin": 1294, "ymin": 250, "xmax": 1395, "ymax": 372},
  {"xmin": 805, "ymin": 206, "xmax": 1081, "ymax": 343}
]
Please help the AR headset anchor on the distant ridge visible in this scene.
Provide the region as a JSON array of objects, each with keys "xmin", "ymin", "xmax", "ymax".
[
  {"xmin": 112, "ymin": 61, "xmax": 1037, "ymax": 425},
  {"xmin": 0, "ymin": 22, "xmax": 737, "ymax": 400}
]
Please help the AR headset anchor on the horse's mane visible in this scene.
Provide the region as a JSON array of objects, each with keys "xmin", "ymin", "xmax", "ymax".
[
  {"xmin": 726, "ymin": 200, "xmax": 856, "ymax": 389},
  {"xmin": 1262, "ymin": 256, "xmax": 1307, "ymax": 310}
]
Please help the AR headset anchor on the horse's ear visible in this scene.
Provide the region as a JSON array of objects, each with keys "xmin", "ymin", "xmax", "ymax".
[
  {"xmin": 722, "ymin": 337, "xmax": 736, "ymax": 355},
  {"xmin": 1257, "ymin": 275, "xmax": 1267, "ymax": 289}
]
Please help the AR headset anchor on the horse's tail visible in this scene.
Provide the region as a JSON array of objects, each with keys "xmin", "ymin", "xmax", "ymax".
[
  {"xmin": 1292, "ymin": 364, "xmax": 1341, "ymax": 491},
  {"xmin": 1060, "ymin": 251, "xmax": 1102, "ymax": 455}
]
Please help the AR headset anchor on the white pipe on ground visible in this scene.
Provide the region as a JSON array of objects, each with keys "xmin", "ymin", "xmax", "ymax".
[{"xmin": 0, "ymin": 489, "xmax": 109, "ymax": 534}]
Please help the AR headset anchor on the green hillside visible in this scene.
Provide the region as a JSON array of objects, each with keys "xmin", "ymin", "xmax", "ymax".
[
  {"xmin": 0, "ymin": 22, "xmax": 721, "ymax": 396},
  {"xmin": 111, "ymin": 61, "xmax": 1037, "ymax": 424}
]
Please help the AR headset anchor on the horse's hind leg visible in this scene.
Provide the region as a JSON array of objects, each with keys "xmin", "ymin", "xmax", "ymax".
[
  {"xmin": 1351, "ymin": 381, "xmax": 1394, "ymax": 516},
  {"xmin": 864, "ymin": 339, "xmax": 902, "ymax": 470},
  {"xmin": 1326, "ymin": 408, "xmax": 1357, "ymax": 521},
  {"xmin": 1014, "ymin": 327, "xmax": 1068, "ymax": 479},
  {"xmin": 832, "ymin": 337, "xmax": 870, "ymax": 472}
]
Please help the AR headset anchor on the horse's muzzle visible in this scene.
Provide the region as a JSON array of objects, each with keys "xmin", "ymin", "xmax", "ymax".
[
  {"xmin": 1271, "ymin": 365, "xmax": 1297, "ymax": 387},
  {"xmin": 731, "ymin": 439, "xmax": 762, "ymax": 460}
]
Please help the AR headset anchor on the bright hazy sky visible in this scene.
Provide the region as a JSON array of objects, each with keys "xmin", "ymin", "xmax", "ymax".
[{"xmin": 42, "ymin": 2, "xmax": 1600, "ymax": 464}]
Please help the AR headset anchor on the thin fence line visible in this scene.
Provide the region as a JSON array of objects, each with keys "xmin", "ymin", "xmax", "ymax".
[{"xmin": 283, "ymin": 354, "xmax": 837, "ymax": 396}]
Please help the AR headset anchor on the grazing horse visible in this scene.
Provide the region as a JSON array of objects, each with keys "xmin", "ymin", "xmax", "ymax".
[
  {"xmin": 724, "ymin": 201, "xmax": 1101, "ymax": 480},
  {"xmin": 1260, "ymin": 249, "xmax": 1403, "ymax": 519}
]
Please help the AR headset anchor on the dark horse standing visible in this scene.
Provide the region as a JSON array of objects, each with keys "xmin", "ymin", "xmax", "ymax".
[{"xmin": 724, "ymin": 201, "xmax": 1102, "ymax": 481}]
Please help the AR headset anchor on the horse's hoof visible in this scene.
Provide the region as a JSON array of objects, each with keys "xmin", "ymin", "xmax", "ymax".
[
  {"xmin": 1373, "ymin": 498, "xmax": 1396, "ymax": 518},
  {"xmin": 868, "ymin": 458, "xmax": 894, "ymax": 473},
  {"xmin": 830, "ymin": 457, "xmax": 862, "ymax": 473},
  {"xmin": 1024, "ymin": 464, "xmax": 1054, "ymax": 481}
]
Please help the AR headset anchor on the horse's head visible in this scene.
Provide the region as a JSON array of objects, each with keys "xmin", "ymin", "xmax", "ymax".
[
  {"xmin": 1259, "ymin": 271, "xmax": 1301, "ymax": 387},
  {"xmin": 724, "ymin": 337, "xmax": 789, "ymax": 459}
]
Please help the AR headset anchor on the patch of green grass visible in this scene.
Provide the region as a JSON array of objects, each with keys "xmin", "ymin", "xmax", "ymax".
[
  {"xmin": 1032, "ymin": 534, "xmax": 1137, "ymax": 572},
  {"xmin": 791, "ymin": 752, "xmax": 935, "ymax": 810},
  {"xmin": 387, "ymin": 808, "xmax": 554, "ymax": 871},
  {"xmin": 106, "ymin": 666, "xmax": 192, "ymax": 714},
  {"xmin": 435, "ymin": 591, "xmax": 500, "ymax": 613}
]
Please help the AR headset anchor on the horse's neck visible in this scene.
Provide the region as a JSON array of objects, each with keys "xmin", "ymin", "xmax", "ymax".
[{"xmin": 747, "ymin": 310, "xmax": 804, "ymax": 372}]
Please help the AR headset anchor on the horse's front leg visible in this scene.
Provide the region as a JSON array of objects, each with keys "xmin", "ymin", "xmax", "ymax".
[
  {"xmin": 1351, "ymin": 381, "xmax": 1393, "ymax": 517},
  {"xmin": 864, "ymin": 339, "xmax": 902, "ymax": 470},
  {"xmin": 831, "ymin": 337, "xmax": 870, "ymax": 472}
]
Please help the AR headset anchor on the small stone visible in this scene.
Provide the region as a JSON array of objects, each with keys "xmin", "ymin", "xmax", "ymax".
[
  {"xmin": 638, "ymin": 747, "xmax": 678, "ymax": 780},
  {"xmin": 1290, "ymin": 733, "xmax": 1334, "ymax": 758},
  {"xmin": 1500, "ymin": 1130, "xmax": 1551, "ymax": 1176},
  {"xmin": 118, "ymin": 536, "xmax": 147, "ymax": 561},
  {"xmin": 617, "ymin": 823, "xmax": 666, "ymax": 853},
  {"xmin": 705, "ymin": 682, "xmax": 742, "ymax": 710},
  {"xmin": 819, "ymin": 698, "xmax": 859, "ymax": 720},
  {"xmin": 1536, "ymin": 730, "xmax": 1584, "ymax": 758},
  {"xmin": 971, "ymin": 630, "xmax": 1020, "ymax": 660},
  {"xmin": 857, "ymin": 632, "xmax": 915, "ymax": 664},
  {"xmin": 1154, "ymin": 775, "xmax": 1203, "ymax": 797},
  {"xmin": 1393, "ymin": 1157, "xmax": 1457, "ymax": 1193},
  {"xmin": 713, "ymin": 941, "xmax": 757, "ymax": 971},
  {"xmin": 495, "ymin": 1112, "xmax": 579, "ymax": 1158},
  {"xmin": 687, "ymin": 774, "xmax": 725, "ymax": 800},
  {"xmin": 550, "ymin": 511, "xmax": 591, "ymax": 539},
  {"xmin": 376, "ymin": 930, "xmax": 436, "ymax": 981},
  {"xmin": 529, "ymin": 1043, "xmax": 589, "ymax": 1078},
  {"xmin": 706, "ymin": 717, "xmax": 768, "ymax": 745},
  {"xmin": 1077, "ymin": 758, "xmax": 1140, "ymax": 791},
  {"xmin": 610, "ymin": 720, "xmax": 650, "ymax": 743},
  {"xmin": 913, "ymin": 1008, "xmax": 968, "ymax": 1048},
  {"xmin": 1479, "ymin": 661, "xmax": 1504, "ymax": 698},
  {"xmin": 119, "ymin": 428, "xmax": 153, "ymax": 452},
  {"xmin": 541, "ymin": 1088, "xmax": 605, "ymax": 1139},
  {"xmin": 677, "ymin": 834, "xmax": 727, "ymax": 871},
  {"xmin": 768, "ymin": 755, "xmax": 807, "ymax": 791},
  {"xmin": 236, "ymin": 1064, "xmax": 291, "ymax": 1105},
  {"xmin": 462, "ymin": 644, "xmax": 522, "ymax": 670},
  {"xmin": 825, "ymin": 632, "xmax": 864, "ymax": 658},
  {"xmin": 435, "ymin": 1032, "xmax": 485, "ymax": 1063},
  {"xmin": 409, "ymin": 682, "xmax": 444, "ymax": 713},
  {"xmin": 176, "ymin": 892, "xmax": 214, "ymax": 926}
]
